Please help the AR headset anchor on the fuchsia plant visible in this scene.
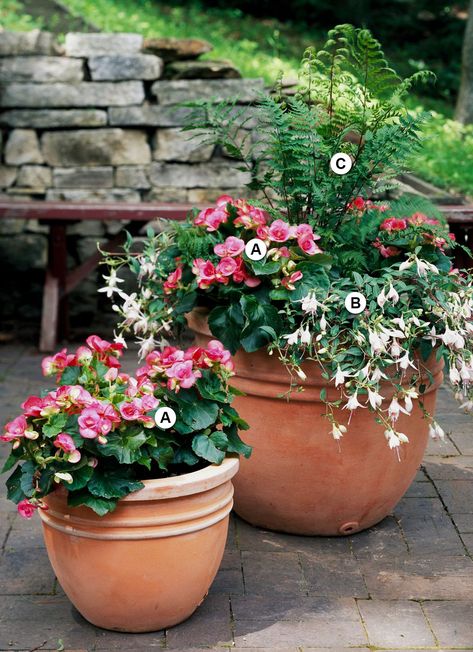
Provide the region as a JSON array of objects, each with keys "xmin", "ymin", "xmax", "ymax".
[{"xmin": 2, "ymin": 336, "xmax": 250, "ymax": 517}]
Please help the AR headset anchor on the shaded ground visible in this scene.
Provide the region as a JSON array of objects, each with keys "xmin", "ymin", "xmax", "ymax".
[{"xmin": 0, "ymin": 342, "xmax": 472, "ymax": 651}]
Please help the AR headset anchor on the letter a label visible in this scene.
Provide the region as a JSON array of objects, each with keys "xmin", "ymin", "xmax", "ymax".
[
  {"xmin": 245, "ymin": 238, "xmax": 267, "ymax": 261},
  {"xmin": 155, "ymin": 406, "xmax": 177, "ymax": 430}
]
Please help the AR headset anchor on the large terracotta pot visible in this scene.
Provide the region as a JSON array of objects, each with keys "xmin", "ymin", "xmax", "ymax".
[
  {"xmin": 39, "ymin": 457, "xmax": 239, "ymax": 632},
  {"xmin": 187, "ymin": 309, "xmax": 443, "ymax": 536}
]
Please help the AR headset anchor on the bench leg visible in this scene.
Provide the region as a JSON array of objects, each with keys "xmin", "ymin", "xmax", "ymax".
[
  {"xmin": 39, "ymin": 271, "xmax": 59, "ymax": 352},
  {"xmin": 39, "ymin": 222, "xmax": 68, "ymax": 352}
]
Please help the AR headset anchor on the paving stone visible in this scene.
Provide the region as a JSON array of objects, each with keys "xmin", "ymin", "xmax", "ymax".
[
  {"xmin": 165, "ymin": 593, "xmax": 232, "ymax": 648},
  {"xmin": 425, "ymin": 433, "xmax": 459, "ymax": 456},
  {"xmin": 452, "ymin": 513, "xmax": 473, "ymax": 532},
  {"xmin": 235, "ymin": 516, "xmax": 351, "ymax": 555},
  {"xmin": 424, "ymin": 455, "xmax": 473, "ymax": 480},
  {"xmin": 448, "ymin": 427, "xmax": 473, "ymax": 455},
  {"xmin": 300, "ymin": 554, "xmax": 368, "ymax": 598},
  {"xmin": 404, "ymin": 480, "xmax": 437, "ymax": 498},
  {"xmin": 94, "ymin": 628, "xmax": 165, "ymax": 649},
  {"xmin": 5, "ymin": 129, "xmax": 43, "ymax": 165},
  {"xmin": 233, "ymin": 597, "xmax": 367, "ymax": 648},
  {"xmin": 241, "ymin": 551, "xmax": 306, "ymax": 596},
  {"xmin": 89, "ymin": 54, "xmax": 163, "ymax": 81},
  {"xmin": 433, "ymin": 480, "xmax": 473, "ymax": 512},
  {"xmin": 0, "ymin": 595, "xmax": 97, "ymax": 649},
  {"xmin": 423, "ymin": 600, "xmax": 473, "ymax": 647},
  {"xmin": 393, "ymin": 496, "xmax": 465, "ymax": 554},
  {"xmin": 0, "ymin": 109, "xmax": 108, "ymax": 128},
  {"xmin": 0, "ymin": 56, "xmax": 84, "ymax": 83},
  {"xmin": 149, "ymin": 161, "xmax": 251, "ymax": 188},
  {"xmin": 357, "ymin": 599, "xmax": 436, "ymax": 647},
  {"xmin": 53, "ymin": 166, "xmax": 114, "ymax": 189},
  {"xmin": 151, "ymin": 78, "xmax": 265, "ymax": 105},
  {"xmin": 152, "ymin": 128, "xmax": 214, "ymax": 162},
  {"xmin": 42, "ymin": 129, "xmax": 150, "ymax": 166},
  {"xmin": 64, "ymin": 32, "xmax": 143, "ymax": 57},
  {"xmin": 0, "ymin": 82, "xmax": 145, "ymax": 108},
  {"xmin": 0, "ymin": 545, "xmax": 56, "ymax": 594},
  {"xmin": 350, "ymin": 516, "xmax": 407, "ymax": 560},
  {"xmin": 167, "ymin": 59, "xmax": 241, "ymax": 79},
  {"xmin": 143, "ymin": 36, "xmax": 212, "ymax": 60},
  {"xmin": 0, "ymin": 30, "xmax": 56, "ymax": 56},
  {"xmin": 16, "ymin": 165, "xmax": 52, "ymax": 189},
  {"xmin": 360, "ymin": 555, "xmax": 473, "ymax": 599}
]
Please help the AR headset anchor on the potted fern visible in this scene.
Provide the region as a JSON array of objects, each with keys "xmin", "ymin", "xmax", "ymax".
[{"xmin": 102, "ymin": 25, "xmax": 473, "ymax": 536}]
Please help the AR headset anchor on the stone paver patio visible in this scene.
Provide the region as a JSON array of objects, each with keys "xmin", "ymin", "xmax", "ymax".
[{"xmin": 0, "ymin": 342, "xmax": 472, "ymax": 651}]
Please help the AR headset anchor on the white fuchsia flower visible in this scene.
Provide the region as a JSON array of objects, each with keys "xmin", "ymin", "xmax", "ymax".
[
  {"xmin": 429, "ymin": 422, "xmax": 445, "ymax": 440},
  {"xmin": 367, "ymin": 388, "xmax": 383, "ymax": 410},
  {"xmin": 403, "ymin": 388, "xmax": 418, "ymax": 414},
  {"xmin": 343, "ymin": 392, "xmax": 365, "ymax": 411},
  {"xmin": 332, "ymin": 423, "xmax": 347, "ymax": 440},
  {"xmin": 300, "ymin": 325, "xmax": 312, "ymax": 345},
  {"xmin": 301, "ymin": 292, "xmax": 319, "ymax": 315},
  {"xmin": 386, "ymin": 284, "xmax": 399, "ymax": 304},
  {"xmin": 283, "ymin": 329, "xmax": 301, "ymax": 346},
  {"xmin": 388, "ymin": 396, "xmax": 408, "ymax": 422},
  {"xmin": 384, "ymin": 428, "xmax": 409, "ymax": 449},
  {"xmin": 334, "ymin": 366, "xmax": 349, "ymax": 387},
  {"xmin": 98, "ymin": 269, "xmax": 124, "ymax": 298},
  {"xmin": 398, "ymin": 350, "xmax": 416, "ymax": 370},
  {"xmin": 449, "ymin": 366, "xmax": 461, "ymax": 384}
]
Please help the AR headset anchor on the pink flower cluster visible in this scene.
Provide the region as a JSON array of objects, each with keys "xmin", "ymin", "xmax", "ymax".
[
  {"xmin": 42, "ymin": 335, "xmax": 124, "ymax": 378},
  {"xmin": 194, "ymin": 195, "xmax": 267, "ymax": 232},
  {"xmin": 138, "ymin": 340, "xmax": 234, "ymax": 392},
  {"xmin": 347, "ymin": 196, "xmax": 389, "ymax": 213},
  {"xmin": 192, "ymin": 255, "xmax": 260, "ymax": 290}
]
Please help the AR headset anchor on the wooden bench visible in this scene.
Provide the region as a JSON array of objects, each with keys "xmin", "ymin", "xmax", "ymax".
[
  {"xmin": 0, "ymin": 200, "xmax": 472, "ymax": 352},
  {"xmin": 0, "ymin": 201, "xmax": 196, "ymax": 351}
]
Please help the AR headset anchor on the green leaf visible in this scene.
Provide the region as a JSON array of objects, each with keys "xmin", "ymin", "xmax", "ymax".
[
  {"xmin": 88, "ymin": 469, "xmax": 144, "ymax": 500},
  {"xmin": 100, "ymin": 430, "xmax": 148, "ymax": 464},
  {"xmin": 249, "ymin": 258, "xmax": 282, "ymax": 276},
  {"xmin": 226, "ymin": 426, "xmax": 252, "ymax": 458},
  {"xmin": 20, "ymin": 460, "xmax": 36, "ymax": 497},
  {"xmin": 42, "ymin": 413, "xmax": 68, "ymax": 438},
  {"xmin": 1, "ymin": 450, "xmax": 21, "ymax": 474},
  {"xmin": 148, "ymin": 442, "xmax": 175, "ymax": 470},
  {"xmin": 176, "ymin": 401, "xmax": 219, "ymax": 434},
  {"xmin": 209, "ymin": 431, "xmax": 229, "ymax": 449},
  {"xmin": 67, "ymin": 491, "xmax": 117, "ymax": 516},
  {"xmin": 288, "ymin": 264, "xmax": 330, "ymax": 302},
  {"xmin": 239, "ymin": 295, "xmax": 282, "ymax": 352},
  {"xmin": 192, "ymin": 434, "xmax": 225, "ymax": 464},
  {"xmin": 68, "ymin": 464, "xmax": 94, "ymax": 491},
  {"xmin": 208, "ymin": 303, "xmax": 244, "ymax": 354},
  {"xmin": 173, "ymin": 448, "xmax": 199, "ymax": 466},
  {"xmin": 196, "ymin": 370, "xmax": 227, "ymax": 402},
  {"xmin": 6, "ymin": 466, "xmax": 25, "ymax": 503},
  {"xmin": 220, "ymin": 405, "xmax": 249, "ymax": 430},
  {"xmin": 59, "ymin": 366, "xmax": 81, "ymax": 386},
  {"xmin": 174, "ymin": 290, "xmax": 197, "ymax": 316}
]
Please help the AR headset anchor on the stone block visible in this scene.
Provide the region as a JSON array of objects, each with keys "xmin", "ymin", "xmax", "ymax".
[
  {"xmin": 152, "ymin": 128, "xmax": 214, "ymax": 162},
  {"xmin": 433, "ymin": 479, "xmax": 473, "ymax": 512},
  {"xmin": 64, "ymin": 32, "xmax": 143, "ymax": 57},
  {"xmin": 167, "ymin": 59, "xmax": 241, "ymax": 79},
  {"xmin": 4, "ymin": 129, "xmax": 43, "ymax": 165},
  {"xmin": 0, "ymin": 109, "xmax": 108, "ymax": 128},
  {"xmin": 0, "ymin": 166, "xmax": 17, "ymax": 188},
  {"xmin": 0, "ymin": 30, "xmax": 55, "ymax": 56},
  {"xmin": 0, "ymin": 56, "xmax": 83, "ymax": 82},
  {"xmin": 89, "ymin": 54, "xmax": 163, "ymax": 80},
  {"xmin": 143, "ymin": 36, "xmax": 212, "ymax": 61},
  {"xmin": 241, "ymin": 551, "xmax": 305, "ymax": 596},
  {"xmin": 300, "ymin": 554, "xmax": 368, "ymax": 598},
  {"xmin": 149, "ymin": 161, "xmax": 251, "ymax": 188},
  {"xmin": 145, "ymin": 187, "xmax": 188, "ymax": 202},
  {"xmin": 53, "ymin": 166, "xmax": 113, "ymax": 188},
  {"xmin": 46, "ymin": 188, "xmax": 140, "ymax": 202},
  {"xmin": 108, "ymin": 104, "xmax": 199, "ymax": 127},
  {"xmin": 423, "ymin": 600, "xmax": 473, "ymax": 647},
  {"xmin": 115, "ymin": 166, "xmax": 150, "ymax": 189},
  {"xmin": 16, "ymin": 165, "xmax": 52, "ymax": 188},
  {"xmin": 41, "ymin": 129, "xmax": 151, "ymax": 166},
  {"xmin": 187, "ymin": 187, "xmax": 257, "ymax": 203},
  {"xmin": 0, "ymin": 218, "xmax": 23, "ymax": 234},
  {"xmin": 151, "ymin": 78, "xmax": 265, "ymax": 105},
  {"xmin": 357, "ymin": 599, "xmax": 435, "ymax": 648},
  {"xmin": 0, "ymin": 82, "xmax": 144, "ymax": 108}
]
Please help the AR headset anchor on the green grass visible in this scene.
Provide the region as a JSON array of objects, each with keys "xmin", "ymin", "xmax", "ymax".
[
  {"xmin": 2, "ymin": 0, "xmax": 473, "ymax": 198},
  {"xmin": 0, "ymin": 0, "xmax": 45, "ymax": 30}
]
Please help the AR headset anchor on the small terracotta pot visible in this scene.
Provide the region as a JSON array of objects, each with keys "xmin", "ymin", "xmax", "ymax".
[
  {"xmin": 39, "ymin": 457, "xmax": 239, "ymax": 632},
  {"xmin": 188, "ymin": 308, "xmax": 444, "ymax": 536}
]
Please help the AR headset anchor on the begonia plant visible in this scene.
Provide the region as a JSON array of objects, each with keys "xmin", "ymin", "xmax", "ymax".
[{"xmin": 1, "ymin": 336, "xmax": 250, "ymax": 517}]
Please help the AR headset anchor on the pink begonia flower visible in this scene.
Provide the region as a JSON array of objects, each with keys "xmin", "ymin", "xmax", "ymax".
[
  {"xmin": 1, "ymin": 415, "xmax": 27, "ymax": 442},
  {"xmin": 233, "ymin": 201, "xmax": 267, "ymax": 229},
  {"xmin": 53, "ymin": 385, "xmax": 94, "ymax": 410},
  {"xmin": 192, "ymin": 258, "xmax": 217, "ymax": 289},
  {"xmin": 141, "ymin": 394, "xmax": 159, "ymax": 411},
  {"xmin": 205, "ymin": 341, "xmax": 234, "ymax": 371},
  {"xmin": 163, "ymin": 267, "xmax": 182, "ymax": 294},
  {"xmin": 41, "ymin": 348, "xmax": 76, "ymax": 377},
  {"xmin": 281, "ymin": 271, "xmax": 303, "ymax": 290},
  {"xmin": 216, "ymin": 256, "xmax": 238, "ymax": 277},
  {"xmin": 166, "ymin": 360, "xmax": 202, "ymax": 390},
  {"xmin": 214, "ymin": 236, "xmax": 245, "ymax": 258},
  {"xmin": 373, "ymin": 239, "xmax": 401, "ymax": 258},
  {"xmin": 119, "ymin": 399, "xmax": 144, "ymax": 421},
  {"xmin": 298, "ymin": 234, "xmax": 322, "ymax": 256},
  {"xmin": 232, "ymin": 258, "xmax": 261, "ymax": 287},
  {"xmin": 268, "ymin": 219, "xmax": 295, "ymax": 242},
  {"xmin": 78, "ymin": 408, "xmax": 102, "ymax": 439},
  {"xmin": 380, "ymin": 217, "xmax": 407, "ymax": 232},
  {"xmin": 256, "ymin": 225, "xmax": 270, "ymax": 239},
  {"xmin": 75, "ymin": 346, "xmax": 93, "ymax": 364},
  {"xmin": 17, "ymin": 499, "xmax": 38, "ymax": 519},
  {"xmin": 194, "ymin": 206, "xmax": 228, "ymax": 232},
  {"xmin": 215, "ymin": 194, "xmax": 233, "ymax": 207},
  {"xmin": 54, "ymin": 433, "xmax": 77, "ymax": 453},
  {"xmin": 104, "ymin": 367, "xmax": 118, "ymax": 382},
  {"xmin": 86, "ymin": 334, "xmax": 123, "ymax": 355},
  {"xmin": 407, "ymin": 212, "xmax": 440, "ymax": 226},
  {"xmin": 21, "ymin": 395, "xmax": 48, "ymax": 417}
]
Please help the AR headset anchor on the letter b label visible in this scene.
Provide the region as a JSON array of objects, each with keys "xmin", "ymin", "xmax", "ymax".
[{"xmin": 345, "ymin": 292, "xmax": 367, "ymax": 314}]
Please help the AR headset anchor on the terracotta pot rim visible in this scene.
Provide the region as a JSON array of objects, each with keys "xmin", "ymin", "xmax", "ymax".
[{"xmin": 120, "ymin": 455, "xmax": 239, "ymax": 501}]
